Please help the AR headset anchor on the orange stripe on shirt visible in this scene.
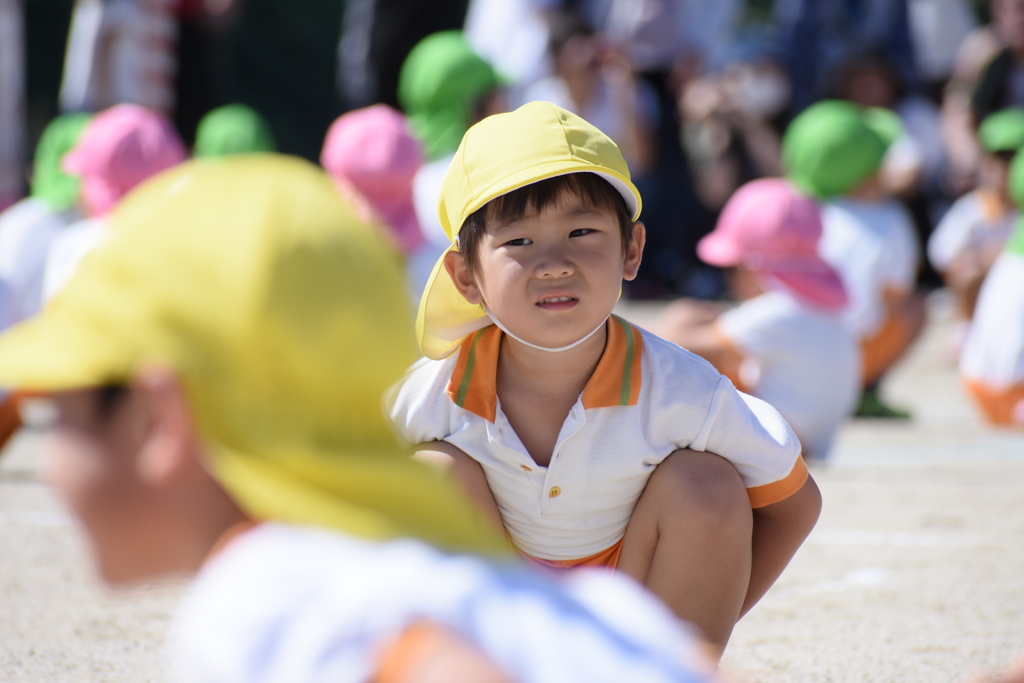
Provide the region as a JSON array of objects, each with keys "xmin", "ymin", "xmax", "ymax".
[{"xmin": 746, "ymin": 457, "xmax": 808, "ymax": 508}]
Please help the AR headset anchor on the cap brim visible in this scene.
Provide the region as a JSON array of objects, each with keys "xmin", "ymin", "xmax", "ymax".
[
  {"xmin": 415, "ymin": 244, "xmax": 492, "ymax": 360},
  {"xmin": 0, "ymin": 301, "xmax": 132, "ymax": 391},
  {"xmin": 696, "ymin": 231, "xmax": 742, "ymax": 267},
  {"xmin": 765, "ymin": 267, "xmax": 848, "ymax": 311}
]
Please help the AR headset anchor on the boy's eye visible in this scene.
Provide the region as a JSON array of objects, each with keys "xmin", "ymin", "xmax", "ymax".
[
  {"xmin": 569, "ymin": 228, "xmax": 596, "ymax": 237},
  {"xmin": 504, "ymin": 238, "xmax": 533, "ymax": 246}
]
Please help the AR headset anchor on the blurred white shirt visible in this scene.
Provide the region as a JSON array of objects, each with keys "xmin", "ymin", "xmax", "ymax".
[
  {"xmin": 42, "ymin": 218, "xmax": 107, "ymax": 303},
  {"xmin": 960, "ymin": 252, "xmax": 1024, "ymax": 388},
  {"xmin": 172, "ymin": 523, "xmax": 716, "ymax": 683}
]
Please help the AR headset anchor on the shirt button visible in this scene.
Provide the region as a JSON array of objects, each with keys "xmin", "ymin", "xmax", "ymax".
[
  {"xmin": 548, "ymin": 486, "xmax": 561, "ymax": 498},
  {"xmin": 520, "ymin": 465, "xmax": 533, "ymax": 472}
]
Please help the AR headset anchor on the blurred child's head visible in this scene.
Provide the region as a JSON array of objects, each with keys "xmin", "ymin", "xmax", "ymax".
[
  {"xmin": 697, "ymin": 178, "xmax": 847, "ymax": 310},
  {"xmin": 398, "ymin": 31, "xmax": 505, "ymax": 160},
  {"xmin": 30, "ymin": 113, "xmax": 92, "ymax": 212},
  {"xmin": 62, "ymin": 104, "xmax": 187, "ymax": 218},
  {"xmin": 417, "ymin": 102, "xmax": 644, "ymax": 360},
  {"xmin": 977, "ymin": 108, "xmax": 1024, "ymax": 199},
  {"xmin": 0, "ymin": 156, "xmax": 504, "ymax": 585},
  {"xmin": 193, "ymin": 104, "xmax": 276, "ymax": 158},
  {"xmin": 321, "ymin": 104, "xmax": 425, "ymax": 254},
  {"xmin": 782, "ymin": 100, "xmax": 900, "ymax": 199}
]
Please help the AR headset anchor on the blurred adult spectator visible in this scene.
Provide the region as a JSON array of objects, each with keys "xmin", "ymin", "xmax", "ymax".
[
  {"xmin": 193, "ymin": 104, "xmax": 276, "ymax": 159},
  {"xmin": 399, "ymin": 31, "xmax": 505, "ymax": 256},
  {"xmin": 679, "ymin": 37, "xmax": 790, "ymax": 211},
  {"xmin": 929, "ymin": 108, "xmax": 1024, "ymax": 320},
  {"xmin": 464, "ymin": 0, "xmax": 553, "ymax": 105},
  {"xmin": 522, "ymin": 9, "xmax": 656, "ymax": 174},
  {"xmin": 971, "ymin": 0, "xmax": 1024, "ymax": 123},
  {"xmin": 907, "ymin": 0, "xmax": 978, "ymax": 99},
  {"xmin": 59, "ymin": 0, "xmax": 178, "ymax": 116},
  {"xmin": 0, "ymin": 113, "xmax": 90, "ymax": 326},
  {"xmin": 338, "ymin": 0, "xmax": 470, "ymax": 111},
  {"xmin": 774, "ymin": 0, "xmax": 918, "ymax": 112},
  {"xmin": 43, "ymin": 104, "xmax": 187, "ymax": 301},
  {"xmin": 784, "ymin": 100, "xmax": 925, "ymax": 418},
  {"xmin": 0, "ymin": 0, "xmax": 26, "ymax": 211},
  {"xmin": 321, "ymin": 104, "xmax": 434, "ymax": 299},
  {"xmin": 942, "ymin": 0, "xmax": 1016, "ymax": 190}
]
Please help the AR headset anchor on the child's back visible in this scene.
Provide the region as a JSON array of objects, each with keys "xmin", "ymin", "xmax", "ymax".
[{"xmin": 716, "ymin": 290, "xmax": 860, "ymax": 459}]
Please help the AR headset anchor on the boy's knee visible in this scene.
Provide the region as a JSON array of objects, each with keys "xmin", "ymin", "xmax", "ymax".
[{"xmin": 648, "ymin": 450, "xmax": 751, "ymax": 529}]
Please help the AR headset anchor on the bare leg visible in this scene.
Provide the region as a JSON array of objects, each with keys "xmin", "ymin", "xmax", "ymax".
[
  {"xmin": 414, "ymin": 441, "xmax": 504, "ymax": 532},
  {"xmin": 617, "ymin": 450, "xmax": 752, "ymax": 658}
]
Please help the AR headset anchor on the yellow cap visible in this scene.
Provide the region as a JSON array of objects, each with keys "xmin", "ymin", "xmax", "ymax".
[
  {"xmin": 416, "ymin": 101, "xmax": 642, "ymax": 360},
  {"xmin": 0, "ymin": 154, "xmax": 506, "ymax": 554}
]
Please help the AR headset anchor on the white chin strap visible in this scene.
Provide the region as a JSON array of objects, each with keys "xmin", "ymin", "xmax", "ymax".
[{"xmin": 483, "ymin": 305, "xmax": 608, "ymax": 353}]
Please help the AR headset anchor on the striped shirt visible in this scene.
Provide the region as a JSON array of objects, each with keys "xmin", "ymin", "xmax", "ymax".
[{"xmin": 388, "ymin": 316, "xmax": 805, "ymax": 561}]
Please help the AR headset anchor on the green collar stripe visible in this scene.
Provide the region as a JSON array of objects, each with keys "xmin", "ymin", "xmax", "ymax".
[
  {"xmin": 455, "ymin": 330, "xmax": 483, "ymax": 407},
  {"xmin": 619, "ymin": 316, "xmax": 634, "ymax": 406}
]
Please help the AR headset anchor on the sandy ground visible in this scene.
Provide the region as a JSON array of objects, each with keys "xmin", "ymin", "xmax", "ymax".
[{"xmin": 2, "ymin": 292, "xmax": 1023, "ymax": 682}]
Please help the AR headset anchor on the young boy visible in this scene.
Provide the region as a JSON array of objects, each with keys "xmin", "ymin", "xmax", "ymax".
[
  {"xmin": 929, "ymin": 107, "xmax": 1024, "ymax": 320},
  {"xmin": 960, "ymin": 151, "xmax": 1024, "ymax": 427},
  {"xmin": 0, "ymin": 155, "xmax": 719, "ymax": 682},
  {"xmin": 653, "ymin": 179, "xmax": 861, "ymax": 461},
  {"xmin": 388, "ymin": 102, "xmax": 822, "ymax": 655},
  {"xmin": 783, "ymin": 100, "xmax": 925, "ymax": 416}
]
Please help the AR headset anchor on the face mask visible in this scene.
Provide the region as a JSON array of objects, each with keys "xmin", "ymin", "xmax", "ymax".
[
  {"xmin": 482, "ymin": 305, "xmax": 608, "ymax": 352},
  {"xmin": 737, "ymin": 70, "xmax": 792, "ymax": 118}
]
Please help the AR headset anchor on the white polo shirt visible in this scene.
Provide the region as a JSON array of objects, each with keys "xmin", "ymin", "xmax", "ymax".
[
  {"xmin": 173, "ymin": 523, "xmax": 716, "ymax": 683},
  {"xmin": 928, "ymin": 189, "xmax": 1016, "ymax": 272},
  {"xmin": 388, "ymin": 316, "xmax": 805, "ymax": 561},
  {"xmin": 960, "ymin": 252, "xmax": 1024, "ymax": 388},
  {"xmin": 819, "ymin": 197, "xmax": 920, "ymax": 338}
]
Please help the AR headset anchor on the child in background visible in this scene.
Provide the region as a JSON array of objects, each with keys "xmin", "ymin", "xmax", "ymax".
[
  {"xmin": 0, "ymin": 155, "xmax": 719, "ymax": 682},
  {"xmin": 0, "ymin": 113, "xmax": 91, "ymax": 324},
  {"xmin": 654, "ymin": 179, "xmax": 860, "ymax": 461},
  {"xmin": 42, "ymin": 103, "xmax": 187, "ymax": 301},
  {"xmin": 929, "ymin": 107, "xmax": 1024, "ymax": 320},
  {"xmin": 389, "ymin": 102, "xmax": 821, "ymax": 657},
  {"xmin": 192, "ymin": 103, "xmax": 276, "ymax": 158},
  {"xmin": 959, "ymin": 151, "xmax": 1024, "ymax": 427},
  {"xmin": 784, "ymin": 100, "xmax": 925, "ymax": 418},
  {"xmin": 0, "ymin": 113, "xmax": 92, "ymax": 453},
  {"xmin": 321, "ymin": 104, "xmax": 434, "ymax": 298},
  {"xmin": 398, "ymin": 31, "xmax": 506, "ymax": 259}
]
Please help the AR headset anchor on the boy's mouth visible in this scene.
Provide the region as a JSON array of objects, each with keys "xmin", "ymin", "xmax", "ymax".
[{"xmin": 536, "ymin": 295, "xmax": 579, "ymax": 311}]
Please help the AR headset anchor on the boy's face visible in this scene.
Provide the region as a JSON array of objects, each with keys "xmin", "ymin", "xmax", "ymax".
[
  {"xmin": 448, "ymin": 191, "xmax": 644, "ymax": 348},
  {"xmin": 46, "ymin": 386, "xmax": 179, "ymax": 585}
]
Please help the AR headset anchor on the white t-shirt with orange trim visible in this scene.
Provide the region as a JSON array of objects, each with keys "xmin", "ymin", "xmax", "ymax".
[
  {"xmin": 714, "ymin": 290, "xmax": 860, "ymax": 459},
  {"xmin": 819, "ymin": 197, "xmax": 920, "ymax": 338},
  {"xmin": 960, "ymin": 252, "xmax": 1024, "ymax": 388},
  {"xmin": 388, "ymin": 316, "xmax": 804, "ymax": 561},
  {"xmin": 172, "ymin": 523, "xmax": 717, "ymax": 683}
]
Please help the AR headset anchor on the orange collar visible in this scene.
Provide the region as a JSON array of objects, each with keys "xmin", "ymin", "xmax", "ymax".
[{"xmin": 445, "ymin": 315, "xmax": 644, "ymax": 423}]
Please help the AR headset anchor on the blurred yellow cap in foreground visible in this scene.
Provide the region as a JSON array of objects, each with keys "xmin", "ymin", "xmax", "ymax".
[{"xmin": 0, "ymin": 154, "xmax": 506, "ymax": 554}]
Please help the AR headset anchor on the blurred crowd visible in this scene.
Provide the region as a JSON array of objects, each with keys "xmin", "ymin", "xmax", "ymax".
[{"xmin": 1, "ymin": 0, "xmax": 1023, "ymax": 430}]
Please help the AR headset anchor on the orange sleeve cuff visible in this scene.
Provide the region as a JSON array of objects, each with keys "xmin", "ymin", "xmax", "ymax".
[{"xmin": 746, "ymin": 456, "xmax": 808, "ymax": 508}]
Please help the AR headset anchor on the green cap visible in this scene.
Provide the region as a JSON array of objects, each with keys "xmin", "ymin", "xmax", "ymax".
[
  {"xmin": 30, "ymin": 113, "xmax": 92, "ymax": 211},
  {"xmin": 397, "ymin": 31, "xmax": 503, "ymax": 161},
  {"xmin": 783, "ymin": 100, "xmax": 898, "ymax": 198},
  {"xmin": 193, "ymin": 104, "xmax": 276, "ymax": 158},
  {"xmin": 1006, "ymin": 151, "xmax": 1024, "ymax": 256},
  {"xmin": 978, "ymin": 108, "xmax": 1024, "ymax": 154}
]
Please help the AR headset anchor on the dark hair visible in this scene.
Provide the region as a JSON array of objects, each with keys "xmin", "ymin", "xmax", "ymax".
[
  {"xmin": 94, "ymin": 384, "xmax": 128, "ymax": 421},
  {"xmin": 458, "ymin": 172, "xmax": 634, "ymax": 273}
]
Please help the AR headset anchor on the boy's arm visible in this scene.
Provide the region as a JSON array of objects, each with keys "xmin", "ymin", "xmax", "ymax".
[
  {"xmin": 413, "ymin": 441, "xmax": 504, "ymax": 532},
  {"xmin": 742, "ymin": 473, "xmax": 821, "ymax": 616}
]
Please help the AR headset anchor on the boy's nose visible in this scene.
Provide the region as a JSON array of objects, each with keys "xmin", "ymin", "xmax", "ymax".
[{"xmin": 534, "ymin": 249, "xmax": 575, "ymax": 278}]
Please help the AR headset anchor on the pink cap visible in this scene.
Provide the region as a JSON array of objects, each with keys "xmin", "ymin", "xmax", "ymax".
[
  {"xmin": 698, "ymin": 178, "xmax": 847, "ymax": 310},
  {"xmin": 62, "ymin": 104, "xmax": 188, "ymax": 217},
  {"xmin": 321, "ymin": 105, "xmax": 425, "ymax": 255}
]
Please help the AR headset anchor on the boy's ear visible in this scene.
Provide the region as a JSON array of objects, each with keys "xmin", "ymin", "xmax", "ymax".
[
  {"xmin": 130, "ymin": 367, "xmax": 200, "ymax": 486},
  {"xmin": 444, "ymin": 249, "xmax": 485, "ymax": 305},
  {"xmin": 622, "ymin": 221, "xmax": 645, "ymax": 281}
]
